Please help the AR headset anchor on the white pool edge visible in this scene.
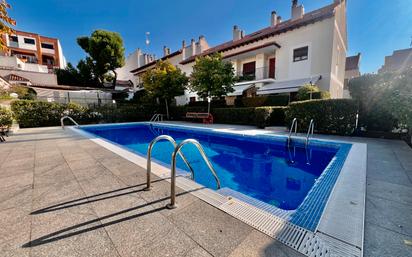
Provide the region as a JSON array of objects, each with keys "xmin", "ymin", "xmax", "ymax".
[{"xmin": 68, "ymin": 122, "xmax": 366, "ymax": 257}]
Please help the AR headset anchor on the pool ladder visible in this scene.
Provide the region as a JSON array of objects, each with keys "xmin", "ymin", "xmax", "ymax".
[
  {"xmin": 150, "ymin": 114, "xmax": 164, "ymax": 122},
  {"xmin": 287, "ymin": 118, "xmax": 315, "ymax": 164},
  {"xmin": 145, "ymin": 135, "xmax": 221, "ymax": 209},
  {"xmin": 61, "ymin": 116, "xmax": 79, "ymax": 129},
  {"xmin": 287, "ymin": 118, "xmax": 315, "ymax": 148}
]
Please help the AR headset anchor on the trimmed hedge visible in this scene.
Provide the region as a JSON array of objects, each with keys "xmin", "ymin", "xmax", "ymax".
[
  {"xmin": 285, "ymin": 99, "xmax": 358, "ymax": 135},
  {"xmin": 255, "ymin": 107, "xmax": 287, "ymax": 128},
  {"xmin": 0, "ymin": 106, "xmax": 13, "ymax": 127},
  {"xmin": 188, "ymin": 100, "xmax": 227, "ymax": 108},
  {"xmin": 11, "ymin": 100, "xmax": 150, "ymax": 128},
  {"xmin": 213, "ymin": 107, "xmax": 256, "ymax": 125},
  {"xmin": 235, "ymin": 95, "xmax": 289, "ymax": 107}
]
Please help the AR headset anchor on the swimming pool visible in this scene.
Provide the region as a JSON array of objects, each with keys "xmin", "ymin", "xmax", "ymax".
[{"xmin": 80, "ymin": 123, "xmax": 352, "ymax": 231}]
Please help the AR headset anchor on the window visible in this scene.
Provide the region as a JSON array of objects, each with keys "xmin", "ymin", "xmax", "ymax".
[
  {"xmin": 242, "ymin": 61, "xmax": 256, "ymax": 75},
  {"xmin": 9, "ymin": 36, "xmax": 18, "ymax": 42},
  {"xmin": 41, "ymin": 43, "xmax": 54, "ymax": 49},
  {"xmin": 24, "ymin": 38, "xmax": 36, "ymax": 45},
  {"xmin": 189, "ymin": 97, "xmax": 196, "ymax": 103},
  {"xmin": 293, "ymin": 46, "xmax": 308, "ymax": 62}
]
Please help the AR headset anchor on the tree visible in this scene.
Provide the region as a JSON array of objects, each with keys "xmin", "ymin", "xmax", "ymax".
[
  {"xmin": 0, "ymin": 0, "xmax": 16, "ymax": 51},
  {"xmin": 190, "ymin": 53, "xmax": 236, "ymax": 113},
  {"xmin": 77, "ymin": 30, "xmax": 125, "ymax": 87},
  {"xmin": 142, "ymin": 60, "xmax": 188, "ymax": 119},
  {"xmin": 55, "ymin": 63, "xmax": 80, "ymax": 85}
]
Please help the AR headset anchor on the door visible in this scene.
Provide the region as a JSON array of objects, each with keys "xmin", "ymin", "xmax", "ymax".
[{"xmin": 269, "ymin": 58, "xmax": 276, "ymax": 79}]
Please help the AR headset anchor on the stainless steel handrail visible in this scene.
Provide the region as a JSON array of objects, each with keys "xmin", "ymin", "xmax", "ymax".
[
  {"xmin": 305, "ymin": 119, "xmax": 315, "ymax": 147},
  {"xmin": 150, "ymin": 114, "xmax": 163, "ymax": 122},
  {"xmin": 60, "ymin": 116, "xmax": 79, "ymax": 129},
  {"xmin": 145, "ymin": 135, "xmax": 194, "ymax": 191},
  {"xmin": 167, "ymin": 139, "xmax": 221, "ymax": 209},
  {"xmin": 287, "ymin": 118, "xmax": 298, "ymax": 147}
]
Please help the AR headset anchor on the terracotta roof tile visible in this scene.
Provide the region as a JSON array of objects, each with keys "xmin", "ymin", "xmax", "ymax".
[{"xmin": 180, "ymin": 2, "xmax": 339, "ymax": 64}]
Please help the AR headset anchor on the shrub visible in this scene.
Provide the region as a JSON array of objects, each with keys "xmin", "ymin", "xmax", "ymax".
[
  {"xmin": 10, "ymin": 85, "xmax": 37, "ymax": 100},
  {"xmin": 296, "ymin": 84, "xmax": 330, "ymax": 101},
  {"xmin": 11, "ymin": 100, "xmax": 65, "ymax": 128},
  {"xmin": 255, "ymin": 107, "xmax": 287, "ymax": 128},
  {"xmin": 235, "ymin": 95, "xmax": 289, "ymax": 107},
  {"xmin": 0, "ymin": 107, "xmax": 13, "ymax": 127},
  {"xmin": 212, "ymin": 107, "xmax": 256, "ymax": 125},
  {"xmin": 285, "ymin": 99, "xmax": 358, "ymax": 135},
  {"xmin": 188, "ymin": 99, "xmax": 227, "ymax": 108}
]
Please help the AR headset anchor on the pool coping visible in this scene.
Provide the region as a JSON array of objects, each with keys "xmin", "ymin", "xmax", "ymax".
[{"xmin": 68, "ymin": 122, "xmax": 366, "ymax": 257}]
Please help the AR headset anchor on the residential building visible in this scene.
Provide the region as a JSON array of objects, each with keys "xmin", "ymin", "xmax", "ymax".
[
  {"xmin": 130, "ymin": 0, "xmax": 347, "ymax": 105},
  {"xmin": 0, "ymin": 69, "xmax": 58, "ymax": 86},
  {"xmin": 343, "ymin": 53, "xmax": 361, "ymax": 98},
  {"xmin": 115, "ymin": 48, "xmax": 156, "ymax": 89},
  {"xmin": 378, "ymin": 47, "xmax": 412, "ymax": 73},
  {"xmin": 1, "ymin": 30, "xmax": 66, "ymax": 72},
  {"xmin": 0, "ymin": 76, "xmax": 11, "ymax": 90},
  {"xmin": 131, "ymin": 36, "xmax": 210, "ymax": 105}
]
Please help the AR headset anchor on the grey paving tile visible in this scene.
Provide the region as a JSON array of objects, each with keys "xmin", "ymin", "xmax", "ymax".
[
  {"xmin": 0, "ymin": 169, "xmax": 33, "ymax": 190},
  {"xmin": 367, "ymin": 165, "xmax": 412, "ymax": 186},
  {"xmin": 364, "ymin": 222, "xmax": 412, "ymax": 257},
  {"xmin": 28, "ymin": 205, "xmax": 121, "ymax": 257},
  {"xmin": 367, "ymin": 178, "xmax": 412, "ymax": 205},
  {"xmin": 0, "ymin": 204, "xmax": 31, "ymax": 257},
  {"xmin": 228, "ymin": 230, "xmax": 304, "ymax": 257},
  {"xmin": 1, "ymin": 156, "xmax": 35, "ymax": 170},
  {"xmin": 169, "ymin": 200, "xmax": 253, "ymax": 257},
  {"xmin": 366, "ymin": 196, "xmax": 412, "ymax": 237},
  {"xmin": 139, "ymin": 179, "xmax": 200, "ymax": 217},
  {"xmin": 0, "ymin": 185, "xmax": 32, "ymax": 211}
]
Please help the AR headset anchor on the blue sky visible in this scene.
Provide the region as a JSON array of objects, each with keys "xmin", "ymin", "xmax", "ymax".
[{"xmin": 8, "ymin": 0, "xmax": 412, "ymax": 73}]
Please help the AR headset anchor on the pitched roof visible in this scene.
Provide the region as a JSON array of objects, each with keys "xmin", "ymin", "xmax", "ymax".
[
  {"xmin": 345, "ymin": 53, "xmax": 361, "ymax": 71},
  {"xmin": 4, "ymin": 73, "xmax": 30, "ymax": 82},
  {"xmin": 180, "ymin": 2, "xmax": 339, "ymax": 64},
  {"xmin": 130, "ymin": 50, "xmax": 182, "ymax": 74}
]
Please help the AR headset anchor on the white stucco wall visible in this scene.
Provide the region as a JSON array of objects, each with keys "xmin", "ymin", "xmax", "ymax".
[{"xmin": 0, "ymin": 69, "xmax": 58, "ymax": 85}]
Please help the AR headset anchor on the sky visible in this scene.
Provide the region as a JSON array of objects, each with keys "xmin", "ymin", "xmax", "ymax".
[{"xmin": 7, "ymin": 0, "xmax": 412, "ymax": 74}]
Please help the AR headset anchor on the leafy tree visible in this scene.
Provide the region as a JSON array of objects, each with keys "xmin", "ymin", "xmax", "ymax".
[
  {"xmin": 296, "ymin": 84, "xmax": 319, "ymax": 100},
  {"xmin": 142, "ymin": 60, "xmax": 188, "ymax": 119},
  {"xmin": 77, "ymin": 30, "xmax": 125, "ymax": 87},
  {"xmin": 55, "ymin": 63, "xmax": 80, "ymax": 85},
  {"xmin": 77, "ymin": 58, "xmax": 96, "ymax": 86},
  {"xmin": 0, "ymin": 0, "xmax": 16, "ymax": 51},
  {"xmin": 190, "ymin": 53, "xmax": 236, "ymax": 113}
]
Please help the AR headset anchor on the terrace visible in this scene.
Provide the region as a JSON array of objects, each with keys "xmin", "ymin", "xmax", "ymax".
[{"xmin": 1, "ymin": 123, "xmax": 411, "ymax": 257}]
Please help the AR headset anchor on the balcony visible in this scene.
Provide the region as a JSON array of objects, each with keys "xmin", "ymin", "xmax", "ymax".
[{"xmin": 235, "ymin": 66, "xmax": 275, "ymax": 82}]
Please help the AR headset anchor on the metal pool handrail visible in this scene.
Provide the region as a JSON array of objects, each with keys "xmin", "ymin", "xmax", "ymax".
[
  {"xmin": 61, "ymin": 116, "xmax": 79, "ymax": 129},
  {"xmin": 167, "ymin": 139, "xmax": 221, "ymax": 209},
  {"xmin": 145, "ymin": 135, "xmax": 194, "ymax": 190},
  {"xmin": 287, "ymin": 118, "xmax": 298, "ymax": 147},
  {"xmin": 305, "ymin": 119, "xmax": 315, "ymax": 147},
  {"xmin": 150, "ymin": 114, "xmax": 163, "ymax": 122}
]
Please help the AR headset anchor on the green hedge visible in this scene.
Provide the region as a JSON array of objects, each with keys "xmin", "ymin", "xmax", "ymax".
[
  {"xmin": 285, "ymin": 99, "xmax": 358, "ymax": 135},
  {"xmin": 0, "ymin": 106, "xmax": 13, "ymax": 127},
  {"xmin": 235, "ymin": 95, "xmax": 289, "ymax": 107},
  {"xmin": 11, "ymin": 100, "xmax": 150, "ymax": 128},
  {"xmin": 255, "ymin": 107, "xmax": 287, "ymax": 128},
  {"xmin": 213, "ymin": 107, "xmax": 256, "ymax": 125}
]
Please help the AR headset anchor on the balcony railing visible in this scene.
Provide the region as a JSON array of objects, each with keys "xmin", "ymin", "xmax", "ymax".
[{"xmin": 235, "ymin": 66, "xmax": 275, "ymax": 82}]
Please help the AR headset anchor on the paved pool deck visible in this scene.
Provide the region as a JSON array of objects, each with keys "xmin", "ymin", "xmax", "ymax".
[{"xmin": 0, "ymin": 124, "xmax": 411, "ymax": 257}]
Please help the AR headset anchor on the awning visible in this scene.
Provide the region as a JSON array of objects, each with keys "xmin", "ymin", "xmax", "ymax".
[
  {"xmin": 256, "ymin": 76, "xmax": 321, "ymax": 95},
  {"xmin": 227, "ymin": 83, "xmax": 255, "ymax": 96}
]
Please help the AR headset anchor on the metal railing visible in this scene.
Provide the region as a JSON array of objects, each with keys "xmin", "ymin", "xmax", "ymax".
[
  {"xmin": 236, "ymin": 66, "xmax": 276, "ymax": 82},
  {"xmin": 150, "ymin": 114, "xmax": 163, "ymax": 122},
  {"xmin": 287, "ymin": 118, "xmax": 298, "ymax": 147},
  {"xmin": 145, "ymin": 135, "xmax": 194, "ymax": 191},
  {"xmin": 167, "ymin": 139, "xmax": 221, "ymax": 209},
  {"xmin": 60, "ymin": 116, "xmax": 79, "ymax": 129},
  {"xmin": 305, "ymin": 119, "xmax": 315, "ymax": 147}
]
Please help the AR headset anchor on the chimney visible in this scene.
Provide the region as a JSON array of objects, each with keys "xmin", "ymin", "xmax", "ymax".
[
  {"xmin": 182, "ymin": 40, "xmax": 187, "ymax": 60},
  {"xmin": 233, "ymin": 25, "xmax": 243, "ymax": 41},
  {"xmin": 277, "ymin": 16, "xmax": 282, "ymax": 24},
  {"xmin": 163, "ymin": 46, "xmax": 168, "ymax": 57},
  {"xmin": 191, "ymin": 38, "xmax": 196, "ymax": 56},
  {"xmin": 291, "ymin": 0, "xmax": 304, "ymax": 20},
  {"xmin": 270, "ymin": 11, "xmax": 278, "ymax": 27},
  {"xmin": 198, "ymin": 35, "xmax": 209, "ymax": 53}
]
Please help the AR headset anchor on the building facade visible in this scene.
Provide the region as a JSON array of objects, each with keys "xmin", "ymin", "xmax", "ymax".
[
  {"xmin": 343, "ymin": 53, "xmax": 361, "ymax": 98},
  {"xmin": 379, "ymin": 47, "xmax": 412, "ymax": 73},
  {"xmin": 1, "ymin": 30, "xmax": 66, "ymax": 72},
  {"xmin": 131, "ymin": 0, "xmax": 347, "ymax": 105}
]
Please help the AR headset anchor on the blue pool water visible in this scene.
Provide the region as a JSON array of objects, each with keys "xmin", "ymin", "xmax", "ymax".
[{"xmin": 81, "ymin": 123, "xmax": 348, "ymax": 212}]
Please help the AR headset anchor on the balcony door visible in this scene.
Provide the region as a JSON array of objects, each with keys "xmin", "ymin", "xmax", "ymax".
[
  {"xmin": 242, "ymin": 61, "xmax": 256, "ymax": 76},
  {"xmin": 269, "ymin": 58, "xmax": 276, "ymax": 79}
]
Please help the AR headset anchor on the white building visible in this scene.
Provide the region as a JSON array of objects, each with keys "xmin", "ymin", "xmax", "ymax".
[{"xmin": 131, "ymin": 0, "xmax": 347, "ymax": 105}]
